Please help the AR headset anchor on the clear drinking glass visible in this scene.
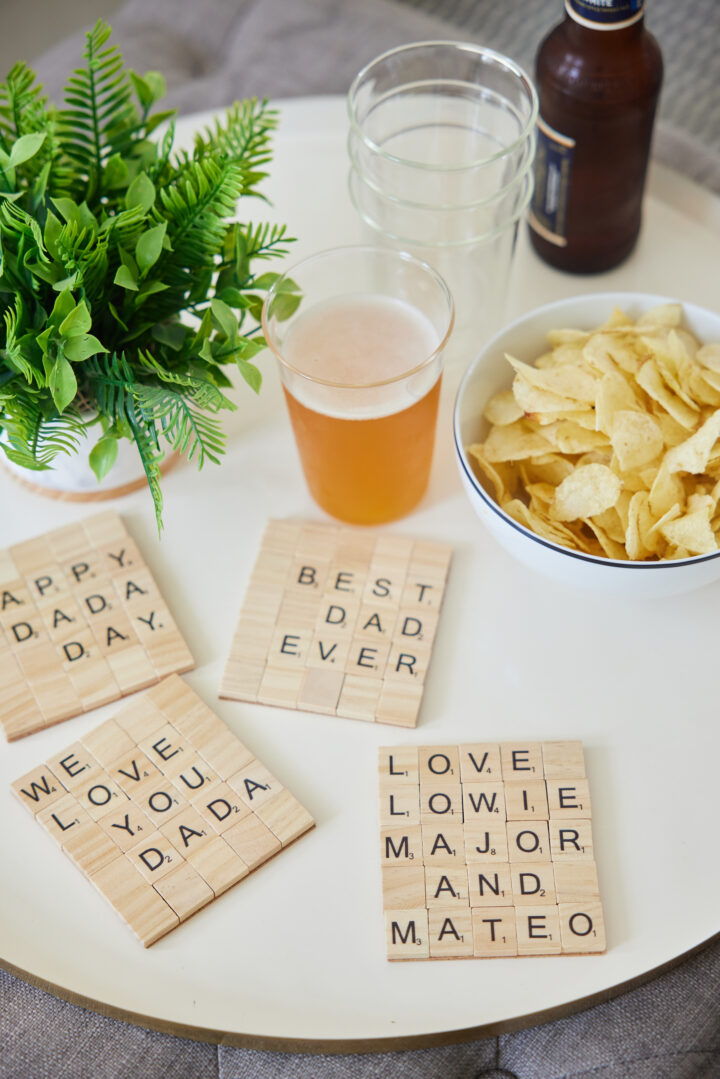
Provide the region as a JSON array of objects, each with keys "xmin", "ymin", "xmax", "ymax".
[
  {"xmin": 347, "ymin": 124, "xmax": 536, "ymax": 209},
  {"xmin": 349, "ymin": 168, "xmax": 533, "ymax": 354},
  {"xmin": 347, "ymin": 41, "xmax": 537, "ymax": 357},
  {"xmin": 262, "ymin": 246, "xmax": 454, "ymax": 525},
  {"xmin": 348, "ymin": 164, "xmax": 534, "ymax": 245},
  {"xmin": 348, "ymin": 41, "xmax": 538, "ymax": 205}
]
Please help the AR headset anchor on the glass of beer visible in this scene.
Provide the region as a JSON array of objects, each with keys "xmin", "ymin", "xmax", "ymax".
[{"xmin": 262, "ymin": 246, "xmax": 454, "ymax": 525}]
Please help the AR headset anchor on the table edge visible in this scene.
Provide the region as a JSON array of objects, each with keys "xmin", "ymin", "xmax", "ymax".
[{"xmin": 3, "ymin": 930, "xmax": 719, "ymax": 1054}]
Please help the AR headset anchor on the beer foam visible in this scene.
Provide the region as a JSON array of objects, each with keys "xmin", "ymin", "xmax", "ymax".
[{"xmin": 281, "ymin": 294, "xmax": 441, "ymax": 419}]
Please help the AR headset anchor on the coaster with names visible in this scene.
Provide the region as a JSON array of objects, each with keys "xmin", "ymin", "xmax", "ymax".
[
  {"xmin": 0, "ymin": 511, "xmax": 194, "ymax": 740},
  {"xmin": 379, "ymin": 741, "xmax": 605, "ymax": 960},
  {"xmin": 220, "ymin": 520, "xmax": 452, "ymax": 728},
  {"xmin": 11, "ymin": 676, "xmax": 315, "ymax": 947}
]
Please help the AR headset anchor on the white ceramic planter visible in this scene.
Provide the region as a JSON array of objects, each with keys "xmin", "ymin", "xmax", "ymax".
[{"xmin": 1, "ymin": 427, "xmax": 149, "ymax": 500}]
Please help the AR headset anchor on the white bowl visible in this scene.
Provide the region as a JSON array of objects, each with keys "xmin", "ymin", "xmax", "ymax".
[{"xmin": 453, "ymin": 292, "xmax": 720, "ymax": 597}]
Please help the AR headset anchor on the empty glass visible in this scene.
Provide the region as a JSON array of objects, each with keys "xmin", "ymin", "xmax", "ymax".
[{"xmin": 347, "ymin": 41, "xmax": 538, "ymax": 359}]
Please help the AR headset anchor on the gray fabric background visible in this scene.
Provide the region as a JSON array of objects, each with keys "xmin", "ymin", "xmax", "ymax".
[
  {"xmin": 3, "ymin": 939, "xmax": 720, "ymax": 1076},
  {"xmin": 3, "ymin": 0, "xmax": 720, "ymax": 1075},
  {"xmin": 29, "ymin": 0, "xmax": 720, "ymax": 192}
]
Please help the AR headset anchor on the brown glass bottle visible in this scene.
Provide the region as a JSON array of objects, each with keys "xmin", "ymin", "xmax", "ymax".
[{"xmin": 529, "ymin": 1, "xmax": 663, "ymax": 274}]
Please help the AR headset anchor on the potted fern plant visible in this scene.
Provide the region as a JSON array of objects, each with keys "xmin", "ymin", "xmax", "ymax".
[{"xmin": 0, "ymin": 21, "xmax": 294, "ymax": 526}]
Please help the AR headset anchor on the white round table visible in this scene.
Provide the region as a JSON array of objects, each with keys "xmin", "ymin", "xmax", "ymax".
[{"xmin": 1, "ymin": 97, "xmax": 719, "ymax": 1050}]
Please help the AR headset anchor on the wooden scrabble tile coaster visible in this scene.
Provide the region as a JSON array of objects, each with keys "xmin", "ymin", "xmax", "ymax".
[
  {"xmin": 220, "ymin": 520, "xmax": 452, "ymax": 728},
  {"xmin": 0, "ymin": 511, "xmax": 194, "ymax": 741},
  {"xmin": 11, "ymin": 675, "xmax": 315, "ymax": 946},
  {"xmin": 378, "ymin": 741, "xmax": 605, "ymax": 960}
]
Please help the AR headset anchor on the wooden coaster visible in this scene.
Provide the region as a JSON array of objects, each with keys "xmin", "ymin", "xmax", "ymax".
[
  {"xmin": 220, "ymin": 520, "xmax": 452, "ymax": 728},
  {"xmin": 379, "ymin": 741, "xmax": 606, "ymax": 960},
  {"xmin": 0, "ymin": 511, "xmax": 194, "ymax": 740},
  {"xmin": 11, "ymin": 676, "xmax": 315, "ymax": 947}
]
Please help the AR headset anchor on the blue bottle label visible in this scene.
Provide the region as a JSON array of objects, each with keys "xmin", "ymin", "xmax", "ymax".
[
  {"xmin": 528, "ymin": 117, "xmax": 575, "ymax": 247},
  {"xmin": 566, "ymin": 0, "xmax": 644, "ymax": 29}
]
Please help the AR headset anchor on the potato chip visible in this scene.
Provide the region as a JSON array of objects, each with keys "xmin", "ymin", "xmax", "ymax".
[
  {"xmin": 610, "ymin": 410, "xmax": 663, "ymax": 472},
  {"xmin": 525, "ymin": 481, "xmax": 555, "ymax": 508},
  {"xmin": 637, "ymin": 303, "xmax": 683, "ymax": 328},
  {"xmin": 467, "ymin": 445, "xmax": 514, "ymax": 503},
  {"xmin": 551, "ymin": 343, "xmax": 588, "ymax": 368},
  {"xmin": 697, "ymin": 343, "xmax": 720, "ymax": 373},
  {"xmin": 664, "ymin": 546, "xmax": 691, "ymax": 560},
  {"xmin": 584, "ymin": 518, "xmax": 627, "ymax": 560},
  {"xmin": 661, "ymin": 509, "xmax": 717, "ymax": 555},
  {"xmin": 625, "ymin": 491, "xmax": 651, "ymax": 561},
  {"xmin": 547, "ymin": 328, "xmax": 590, "ymax": 347},
  {"xmin": 614, "ymin": 489, "xmax": 633, "ymax": 532},
  {"xmin": 687, "ymin": 492, "xmax": 715, "ymax": 516},
  {"xmin": 559, "ymin": 410, "xmax": 600, "ymax": 430},
  {"xmin": 584, "ymin": 333, "xmax": 641, "ymax": 375},
  {"xmin": 595, "ymin": 370, "xmax": 638, "ymax": 434},
  {"xmin": 648, "ymin": 462, "xmax": 684, "ymax": 519},
  {"xmin": 483, "ymin": 390, "xmax": 523, "ymax": 427},
  {"xmin": 653, "ymin": 411, "xmax": 688, "ymax": 448},
  {"xmin": 503, "ymin": 499, "xmax": 582, "ymax": 549},
  {"xmin": 592, "ymin": 506, "xmax": 626, "ymax": 544},
  {"xmin": 664, "ymin": 410, "xmax": 720, "ymax": 474},
  {"xmin": 635, "ymin": 491, "xmax": 663, "ymax": 555},
  {"xmin": 481, "ymin": 420, "xmax": 554, "ymax": 463},
  {"xmin": 551, "ymin": 464, "xmax": 622, "ymax": 521},
  {"xmin": 530, "ymin": 410, "xmax": 598, "ymax": 431},
  {"xmin": 506, "ymin": 354, "xmax": 597, "ymax": 403},
  {"xmin": 648, "ymin": 503, "xmax": 680, "ymax": 536},
  {"xmin": 543, "ymin": 421, "xmax": 608, "ymax": 455},
  {"xmin": 512, "ymin": 376, "xmax": 581, "ymax": 417},
  {"xmin": 676, "ymin": 328, "xmax": 700, "ymax": 361},
  {"xmin": 520, "ymin": 455, "xmax": 574, "ymax": 487},
  {"xmin": 467, "ymin": 305, "xmax": 720, "ymax": 561},
  {"xmin": 642, "ymin": 332, "xmax": 698, "ymax": 410},
  {"xmin": 684, "ymin": 367, "xmax": 720, "ymax": 408},
  {"xmin": 604, "ymin": 307, "xmax": 636, "ymax": 329},
  {"xmin": 636, "ymin": 360, "xmax": 699, "ymax": 429},
  {"xmin": 613, "ymin": 467, "xmax": 647, "ymax": 494},
  {"xmin": 696, "ymin": 367, "xmax": 720, "ymax": 394}
]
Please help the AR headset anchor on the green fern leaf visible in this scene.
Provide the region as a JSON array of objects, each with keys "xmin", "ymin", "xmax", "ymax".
[
  {"xmin": 0, "ymin": 63, "xmax": 46, "ymax": 151},
  {"xmin": 0, "ymin": 384, "xmax": 88, "ymax": 468},
  {"xmin": 59, "ymin": 21, "xmax": 136, "ymax": 201},
  {"xmin": 131, "ymin": 381, "xmax": 229, "ymax": 466},
  {"xmin": 125, "ymin": 396, "xmax": 164, "ymax": 529},
  {"xmin": 160, "ymin": 157, "xmax": 244, "ymax": 269},
  {"xmin": 2, "ymin": 295, "xmax": 42, "ymax": 384},
  {"xmin": 190, "ymin": 99, "xmax": 277, "ymax": 197}
]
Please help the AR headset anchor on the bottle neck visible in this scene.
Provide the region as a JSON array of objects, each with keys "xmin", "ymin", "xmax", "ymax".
[{"xmin": 565, "ymin": 0, "xmax": 644, "ymax": 30}]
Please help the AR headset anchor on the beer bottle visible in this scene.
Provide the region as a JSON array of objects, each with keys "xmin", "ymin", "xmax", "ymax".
[{"xmin": 528, "ymin": 0, "xmax": 663, "ymax": 274}]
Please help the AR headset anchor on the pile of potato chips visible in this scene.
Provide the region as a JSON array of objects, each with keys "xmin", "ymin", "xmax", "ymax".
[{"xmin": 468, "ymin": 304, "xmax": 720, "ymax": 560}]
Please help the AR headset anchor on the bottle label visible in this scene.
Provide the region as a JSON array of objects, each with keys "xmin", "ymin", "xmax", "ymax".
[
  {"xmin": 566, "ymin": 0, "xmax": 644, "ymax": 29},
  {"xmin": 528, "ymin": 117, "xmax": 575, "ymax": 247}
]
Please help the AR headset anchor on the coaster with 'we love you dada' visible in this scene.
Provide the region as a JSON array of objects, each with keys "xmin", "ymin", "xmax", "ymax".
[{"xmin": 11, "ymin": 676, "xmax": 315, "ymax": 946}]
